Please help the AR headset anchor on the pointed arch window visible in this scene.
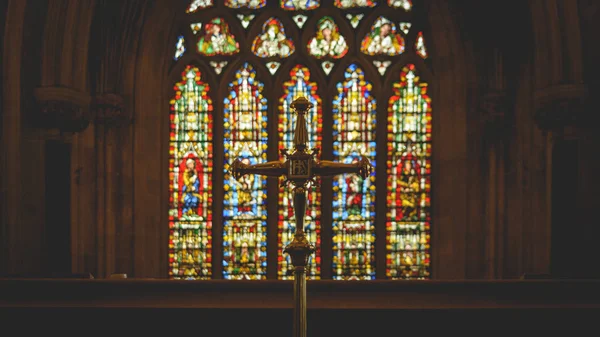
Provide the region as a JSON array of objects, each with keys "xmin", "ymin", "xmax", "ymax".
[{"xmin": 169, "ymin": 0, "xmax": 432, "ymax": 280}]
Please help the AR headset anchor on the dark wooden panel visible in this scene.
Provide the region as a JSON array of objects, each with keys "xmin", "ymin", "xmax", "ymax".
[{"xmin": 2, "ymin": 279, "xmax": 600, "ymax": 310}]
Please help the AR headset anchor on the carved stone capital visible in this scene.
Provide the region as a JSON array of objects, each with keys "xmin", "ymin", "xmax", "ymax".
[
  {"xmin": 478, "ymin": 90, "xmax": 510, "ymax": 140},
  {"xmin": 534, "ymin": 84, "xmax": 588, "ymax": 131},
  {"xmin": 33, "ymin": 87, "xmax": 91, "ymax": 132},
  {"xmin": 92, "ymin": 93, "xmax": 130, "ymax": 127}
]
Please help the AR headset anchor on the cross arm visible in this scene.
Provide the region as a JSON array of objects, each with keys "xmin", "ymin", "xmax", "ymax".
[
  {"xmin": 230, "ymin": 158, "xmax": 287, "ymax": 180},
  {"xmin": 312, "ymin": 156, "xmax": 373, "ymax": 179}
]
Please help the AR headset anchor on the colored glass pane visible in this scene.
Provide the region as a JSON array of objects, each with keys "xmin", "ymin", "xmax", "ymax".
[
  {"xmin": 223, "ymin": 63, "xmax": 268, "ymax": 280},
  {"xmin": 386, "ymin": 64, "xmax": 431, "ymax": 279},
  {"xmin": 332, "ymin": 64, "xmax": 377, "ymax": 280},
  {"xmin": 292, "ymin": 14, "xmax": 308, "ymax": 28},
  {"xmin": 266, "ymin": 61, "xmax": 281, "ymax": 75},
  {"xmin": 190, "ymin": 23, "xmax": 202, "ymax": 35},
  {"xmin": 278, "ymin": 65, "xmax": 323, "ymax": 280},
  {"xmin": 187, "ymin": 0, "xmax": 213, "ymax": 13},
  {"xmin": 237, "ymin": 14, "xmax": 255, "ymax": 29},
  {"xmin": 168, "ymin": 66, "xmax": 214, "ymax": 280},
  {"xmin": 373, "ymin": 60, "xmax": 391, "ymax": 75},
  {"xmin": 197, "ymin": 18, "xmax": 240, "ymax": 56},
  {"xmin": 389, "ymin": 0, "xmax": 412, "ymax": 10},
  {"xmin": 225, "ymin": 0, "xmax": 266, "ymax": 9},
  {"xmin": 399, "ymin": 22, "xmax": 411, "ymax": 35},
  {"xmin": 334, "ymin": 0, "xmax": 376, "ymax": 9},
  {"xmin": 361, "ymin": 16, "xmax": 405, "ymax": 56},
  {"xmin": 281, "ymin": 0, "xmax": 320, "ymax": 10},
  {"xmin": 175, "ymin": 35, "xmax": 186, "ymax": 61},
  {"xmin": 252, "ymin": 18, "xmax": 295, "ymax": 58},
  {"xmin": 308, "ymin": 17, "xmax": 348, "ymax": 59},
  {"xmin": 415, "ymin": 31, "xmax": 428, "ymax": 59},
  {"xmin": 321, "ymin": 61, "xmax": 334, "ymax": 75},
  {"xmin": 346, "ymin": 14, "xmax": 364, "ymax": 29},
  {"xmin": 209, "ymin": 61, "xmax": 228, "ymax": 75}
]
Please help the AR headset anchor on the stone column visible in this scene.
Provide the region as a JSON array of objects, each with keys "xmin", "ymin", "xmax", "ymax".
[
  {"xmin": 91, "ymin": 93, "xmax": 130, "ymax": 278},
  {"xmin": 478, "ymin": 89, "xmax": 510, "ymax": 279}
]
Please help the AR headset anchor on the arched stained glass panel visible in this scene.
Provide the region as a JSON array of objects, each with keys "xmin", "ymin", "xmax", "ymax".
[
  {"xmin": 169, "ymin": 66, "xmax": 214, "ymax": 280},
  {"xmin": 332, "ymin": 64, "xmax": 377, "ymax": 280},
  {"xmin": 278, "ymin": 65, "xmax": 323, "ymax": 280},
  {"xmin": 223, "ymin": 63, "xmax": 269, "ymax": 280},
  {"xmin": 386, "ymin": 64, "xmax": 431, "ymax": 279}
]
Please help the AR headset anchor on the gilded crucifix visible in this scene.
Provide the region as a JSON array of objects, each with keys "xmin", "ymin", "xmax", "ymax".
[{"xmin": 230, "ymin": 97, "xmax": 373, "ymax": 337}]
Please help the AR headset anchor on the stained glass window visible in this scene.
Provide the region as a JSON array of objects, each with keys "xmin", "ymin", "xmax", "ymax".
[
  {"xmin": 252, "ymin": 18, "xmax": 295, "ymax": 58},
  {"xmin": 197, "ymin": 18, "xmax": 240, "ymax": 56},
  {"xmin": 169, "ymin": 66, "xmax": 213, "ymax": 280},
  {"xmin": 335, "ymin": 0, "xmax": 377, "ymax": 9},
  {"xmin": 386, "ymin": 64, "xmax": 431, "ymax": 279},
  {"xmin": 187, "ymin": 0, "xmax": 213, "ymax": 13},
  {"xmin": 172, "ymin": 0, "xmax": 433, "ymax": 281},
  {"xmin": 281, "ymin": 0, "xmax": 320, "ymax": 10},
  {"xmin": 278, "ymin": 65, "xmax": 323, "ymax": 280},
  {"xmin": 332, "ymin": 64, "xmax": 377, "ymax": 280},
  {"xmin": 223, "ymin": 63, "xmax": 268, "ymax": 280},
  {"xmin": 307, "ymin": 17, "xmax": 348, "ymax": 59},
  {"xmin": 361, "ymin": 16, "xmax": 405, "ymax": 56},
  {"xmin": 226, "ymin": 0, "xmax": 266, "ymax": 9}
]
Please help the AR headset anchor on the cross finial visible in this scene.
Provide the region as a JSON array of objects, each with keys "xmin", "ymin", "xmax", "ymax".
[{"xmin": 290, "ymin": 97, "xmax": 313, "ymax": 152}]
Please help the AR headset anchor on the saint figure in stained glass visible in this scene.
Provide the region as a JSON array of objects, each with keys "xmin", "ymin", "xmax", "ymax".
[
  {"xmin": 225, "ymin": 0, "xmax": 266, "ymax": 9},
  {"xmin": 308, "ymin": 17, "xmax": 348, "ymax": 59},
  {"xmin": 197, "ymin": 18, "xmax": 240, "ymax": 56},
  {"xmin": 334, "ymin": 0, "xmax": 377, "ymax": 9},
  {"xmin": 396, "ymin": 147, "xmax": 421, "ymax": 221},
  {"xmin": 179, "ymin": 155, "xmax": 204, "ymax": 219},
  {"xmin": 361, "ymin": 17, "xmax": 405, "ymax": 56},
  {"xmin": 281, "ymin": 0, "xmax": 320, "ymax": 10},
  {"xmin": 252, "ymin": 18, "xmax": 295, "ymax": 58}
]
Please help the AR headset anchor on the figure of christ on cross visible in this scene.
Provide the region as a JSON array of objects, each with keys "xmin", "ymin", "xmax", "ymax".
[{"xmin": 230, "ymin": 96, "xmax": 373, "ymax": 337}]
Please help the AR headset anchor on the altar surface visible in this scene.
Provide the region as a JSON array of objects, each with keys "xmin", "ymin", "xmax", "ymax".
[{"xmin": 1, "ymin": 279, "xmax": 599, "ymax": 335}]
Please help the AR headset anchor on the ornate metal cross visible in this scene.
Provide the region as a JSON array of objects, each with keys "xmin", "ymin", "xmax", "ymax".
[{"xmin": 231, "ymin": 97, "xmax": 373, "ymax": 337}]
